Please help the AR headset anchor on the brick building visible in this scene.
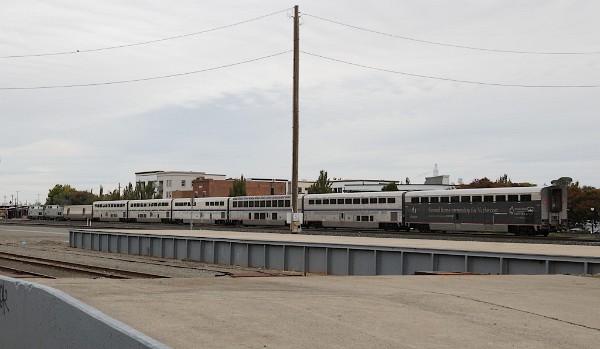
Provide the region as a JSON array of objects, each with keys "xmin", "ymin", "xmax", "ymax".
[{"xmin": 173, "ymin": 178, "xmax": 288, "ymax": 198}]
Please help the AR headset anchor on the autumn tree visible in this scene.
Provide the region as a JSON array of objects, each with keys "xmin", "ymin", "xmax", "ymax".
[
  {"xmin": 567, "ymin": 182, "xmax": 600, "ymax": 226},
  {"xmin": 459, "ymin": 175, "xmax": 535, "ymax": 189}
]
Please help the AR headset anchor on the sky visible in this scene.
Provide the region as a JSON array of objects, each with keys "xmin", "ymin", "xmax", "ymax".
[{"xmin": 1, "ymin": 0, "xmax": 599, "ymax": 205}]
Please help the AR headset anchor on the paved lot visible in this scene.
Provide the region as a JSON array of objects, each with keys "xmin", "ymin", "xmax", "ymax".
[{"xmin": 38, "ymin": 275, "xmax": 600, "ymax": 349}]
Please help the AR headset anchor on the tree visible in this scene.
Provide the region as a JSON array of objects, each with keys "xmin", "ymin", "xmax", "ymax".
[
  {"xmin": 307, "ymin": 170, "xmax": 333, "ymax": 194},
  {"xmin": 567, "ymin": 182, "xmax": 600, "ymax": 227},
  {"xmin": 141, "ymin": 181, "xmax": 159, "ymax": 199},
  {"xmin": 45, "ymin": 184, "xmax": 98, "ymax": 205},
  {"xmin": 122, "ymin": 182, "xmax": 136, "ymax": 200},
  {"xmin": 381, "ymin": 182, "xmax": 399, "ymax": 191},
  {"xmin": 459, "ymin": 175, "xmax": 536, "ymax": 189},
  {"xmin": 229, "ymin": 175, "xmax": 247, "ymax": 197},
  {"xmin": 46, "ymin": 184, "xmax": 77, "ymax": 205}
]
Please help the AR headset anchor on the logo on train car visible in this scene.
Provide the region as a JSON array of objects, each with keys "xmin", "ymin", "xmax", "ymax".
[{"xmin": 508, "ymin": 206, "xmax": 534, "ymax": 216}]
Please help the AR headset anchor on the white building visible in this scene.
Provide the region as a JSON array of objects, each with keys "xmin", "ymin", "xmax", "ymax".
[{"xmin": 135, "ymin": 171, "xmax": 226, "ymax": 199}]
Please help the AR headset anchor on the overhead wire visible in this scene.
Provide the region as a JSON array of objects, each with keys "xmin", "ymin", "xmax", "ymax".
[
  {"xmin": 1, "ymin": 8, "xmax": 291, "ymax": 59},
  {"xmin": 303, "ymin": 13, "xmax": 600, "ymax": 55},
  {"xmin": 0, "ymin": 51, "xmax": 291, "ymax": 90},
  {"xmin": 301, "ymin": 51, "xmax": 600, "ymax": 88}
]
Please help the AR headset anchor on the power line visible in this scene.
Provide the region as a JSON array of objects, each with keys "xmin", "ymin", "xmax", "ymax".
[
  {"xmin": 301, "ymin": 51, "xmax": 600, "ymax": 88},
  {"xmin": 1, "ymin": 9, "xmax": 290, "ymax": 59},
  {"xmin": 0, "ymin": 51, "xmax": 291, "ymax": 90},
  {"xmin": 303, "ymin": 13, "xmax": 600, "ymax": 55}
]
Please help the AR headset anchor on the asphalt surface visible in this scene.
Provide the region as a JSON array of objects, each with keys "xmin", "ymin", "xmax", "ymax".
[
  {"xmin": 5, "ymin": 223, "xmax": 600, "ymax": 348},
  {"xmin": 37, "ymin": 275, "xmax": 600, "ymax": 349}
]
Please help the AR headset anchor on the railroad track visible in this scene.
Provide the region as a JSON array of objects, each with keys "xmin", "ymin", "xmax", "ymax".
[{"xmin": 0, "ymin": 251, "xmax": 168, "ymax": 279}]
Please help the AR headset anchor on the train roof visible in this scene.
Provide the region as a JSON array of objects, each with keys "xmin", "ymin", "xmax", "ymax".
[
  {"xmin": 405, "ymin": 187, "xmax": 545, "ymax": 197},
  {"xmin": 304, "ymin": 191, "xmax": 407, "ymax": 198}
]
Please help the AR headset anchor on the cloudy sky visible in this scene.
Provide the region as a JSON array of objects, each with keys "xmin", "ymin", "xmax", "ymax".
[{"xmin": 1, "ymin": 1, "xmax": 599, "ymax": 204}]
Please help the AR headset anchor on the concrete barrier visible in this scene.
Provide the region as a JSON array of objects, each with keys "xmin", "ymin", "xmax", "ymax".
[{"xmin": 0, "ymin": 276, "xmax": 169, "ymax": 349}]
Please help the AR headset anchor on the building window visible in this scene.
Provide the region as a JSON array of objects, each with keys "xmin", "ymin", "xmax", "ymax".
[{"xmin": 181, "ymin": 180, "xmax": 186, "ymax": 187}]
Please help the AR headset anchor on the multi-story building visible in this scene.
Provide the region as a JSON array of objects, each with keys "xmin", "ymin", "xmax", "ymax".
[
  {"xmin": 171, "ymin": 178, "xmax": 288, "ymax": 198},
  {"xmin": 135, "ymin": 171, "xmax": 226, "ymax": 199}
]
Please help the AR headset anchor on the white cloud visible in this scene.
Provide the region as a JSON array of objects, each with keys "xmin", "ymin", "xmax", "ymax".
[{"xmin": 1, "ymin": 0, "xmax": 599, "ymax": 203}]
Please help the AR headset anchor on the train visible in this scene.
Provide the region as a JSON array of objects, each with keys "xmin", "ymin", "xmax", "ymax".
[{"xmin": 28, "ymin": 185, "xmax": 567, "ymax": 236}]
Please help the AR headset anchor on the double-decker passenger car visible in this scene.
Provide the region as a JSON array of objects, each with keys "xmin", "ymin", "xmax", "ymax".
[
  {"xmin": 302, "ymin": 191, "xmax": 405, "ymax": 230},
  {"xmin": 128, "ymin": 199, "xmax": 172, "ymax": 223},
  {"xmin": 92, "ymin": 200, "xmax": 128, "ymax": 221},
  {"xmin": 403, "ymin": 186, "xmax": 567, "ymax": 235},
  {"xmin": 229, "ymin": 195, "xmax": 293, "ymax": 226}
]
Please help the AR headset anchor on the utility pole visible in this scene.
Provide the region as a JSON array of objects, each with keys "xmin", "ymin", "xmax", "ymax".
[{"xmin": 291, "ymin": 5, "xmax": 300, "ymax": 233}]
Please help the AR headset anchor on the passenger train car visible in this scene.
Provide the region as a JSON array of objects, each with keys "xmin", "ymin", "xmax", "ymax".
[
  {"xmin": 403, "ymin": 186, "xmax": 566, "ymax": 235},
  {"xmin": 28, "ymin": 185, "xmax": 568, "ymax": 235}
]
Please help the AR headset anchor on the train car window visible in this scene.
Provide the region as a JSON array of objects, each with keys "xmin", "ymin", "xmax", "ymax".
[
  {"xmin": 309, "ymin": 199, "xmax": 315, "ymax": 205},
  {"xmin": 233, "ymin": 202, "xmax": 238, "ymax": 208},
  {"xmin": 451, "ymin": 196, "xmax": 459, "ymax": 203},
  {"xmin": 370, "ymin": 216, "xmax": 374, "ymax": 221},
  {"xmin": 388, "ymin": 198, "xmax": 396, "ymax": 204},
  {"xmin": 249, "ymin": 201, "xmax": 254, "ymax": 208},
  {"xmin": 421, "ymin": 197, "xmax": 430, "ymax": 203},
  {"xmin": 411, "ymin": 197, "xmax": 419, "ymax": 203},
  {"xmin": 520, "ymin": 195, "xmax": 531, "ymax": 202},
  {"xmin": 220, "ymin": 201, "xmax": 225, "ymax": 206},
  {"xmin": 260, "ymin": 201, "xmax": 266, "ymax": 207},
  {"xmin": 323, "ymin": 199, "xmax": 329, "ymax": 204},
  {"xmin": 496, "ymin": 195, "xmax": 506, "ymax": 202},
  {"xmin": 315, "ymin": 199, "xmax": 321, "ymax": 205},
  {"xmin": 260, "ymin": 213, "xmax": 266, "ymax": 220},
  {"xmin": 484, "ymin": 195, "xmax": 493, "ymax": 202},
  {"xmin": 345, "ymin": 199, "xmax": 352, "ymax": 204},
  {"xmin": 461, "ymin": 196, "xmax": 471, "ymax": 203},
  {"xmin": 254, "ymin": 213, "xmax": 260, "ymax": 219},
  {"xmin": 370, "ymin": 198, "xmax": 377, "ymax": 204},
  {"xmin": 243, "ymin": 201, "xmax": 248, "ymax": 207},
  {"xmin": 356, "ymin": 216, "xmax": 360, "ymax": 221},
  {"xmin": 272, "ymin": 213, "xmax": 278, "ymax": 220},
  {"xmin": 378, "ymin": 198, "xmax": 386, "ymax": 204},
  {"xmin": 278, "ymin": 200, "xmax": 284, "ymax": 207},
  {"xmin": 285, "ymin": 200, "xmax": 291, "ymax": 207},
  {"xmin": 330, "ymin": 199, "xmax": 336, "ymax": 205},
  {"xmin": 507, "ymin": 195, "xmax": 518, "ymax": 202},
  {"xmin": 362, "ymin": 198, "xmax": 368, "ymax": 204},
  {"xmin": 266, "ymin": 200, "xmax": 272, "ymax": 207},
  {"xmin": 441, "ymin": 197, "xmax": 450, "ymax": 203},
  {"xmin": 353, "ymin": 198, "xmax": 360, "ymax": 204},
  {"xmin": 253, "ymin": 201, "xmax": 259, "ymax": 207},
  {"xmin": 337, "ymin": 199, "xmax": 344, "ymax": 204}
]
